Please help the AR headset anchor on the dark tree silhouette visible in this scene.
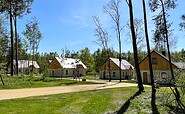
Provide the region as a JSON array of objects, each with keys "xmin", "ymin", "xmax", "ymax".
[
  {"xmin": 126, "ymin": 0, "xmax": 144, "ymax": 92},
  {"xmin": 149, "ymin": 0, "xmax": 177, "ymax": 52},
  {"xmin": 180, "ymin": 14, "xmax": 185, "ymax": 31},
  {"xmin": 142, "ymin": 0, "xmax": 155, "ymax": 92},
  {"xmin": 0, "ymin": 0, "xmax": 33, "ymax": 76},
  {"xmin": 9, "ymin": 0, "xmax": 14, "ymax": 76}
]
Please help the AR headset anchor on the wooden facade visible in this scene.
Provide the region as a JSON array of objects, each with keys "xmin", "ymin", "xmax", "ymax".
[
  {"xmin": 100, "ymin": 58, "xmax": 119, "ymax": 71},
  {"xmin": 48, "ymin": 58, "xmax": 62, "ymax": 69},
  {"xmin": 48, "ymin": 57, "xmax": 87, "ymax": 77},
  {"xmin": 139, "ymin": 51, "xmax": 177, "ymax": 70},
  {"xmin": 99, "ymin": 58, "xmax": 134, "ymax": 80},
  {"xmin": 139, "ymin": 50, "xmax": 179, "ymax": 84}
]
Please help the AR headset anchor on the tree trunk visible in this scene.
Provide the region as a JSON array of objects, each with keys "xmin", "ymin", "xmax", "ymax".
[
  {"xmin": 128, "ymin": 0, "xmax": 144, "ymax": 92},
  {"xmin": 32, "ymin": 45, "xmax": 34, "ymax": 73},
  {"xmin": 117, "ymin": 18, "xmax": 122, "ymax": 82},
  {"xmin": 0, "ymin": 74, "xmax": 4, "ymax": 86},
  {"xmin": 108, "ymin": 50, "xmax": 111, "ymax": 82},
  {"xmin": 14, "ymin": 14, "xmax": 18, "ymax": 76},
  {"xmin": 142, "ymin": 0, "xmax": 155, "ymax": 92},
  {"xmin": 9, "ymin": 0, "xmax": 14, "ymax": 76},
  {"xmin": 119, "ymin": 40, "xmax": 121, "ymax": 82}
]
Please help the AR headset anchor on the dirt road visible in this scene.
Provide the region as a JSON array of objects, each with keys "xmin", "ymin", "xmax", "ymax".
[{"xmin": 0, "ymin": 80, "xmax": 142, "ymax": 100}]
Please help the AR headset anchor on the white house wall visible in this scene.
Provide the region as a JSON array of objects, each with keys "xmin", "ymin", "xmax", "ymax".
[
  {"xmin": 8, "ymin": 67, "xmax": 39, "ymax": 75},
  {"xmin": 100, "ymin": 70, "xmax": 133, "ymax": 80},
  {"xmin": 49, "ymin": 68, "xmax": 86, "ymax": 77},
  {"xmin": 63, "ymin": 69, "xmax": 74, "ymax": 77},
  {"xmin": 140, "ymin": 70, "xmax": 172, "ymax": 84},
  {"xmin": 55, "ymin": 69, "xmax": 62, "ymax": 76},
  {"xmin": 49, "ymin": 69, "xmax": 62, "ymax": 77}
]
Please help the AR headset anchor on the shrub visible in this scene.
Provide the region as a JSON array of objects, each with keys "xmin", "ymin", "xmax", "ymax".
[
  {"xmin": 87, "ymin": 70, "xmax": 97, "ymax": 75},
  {"xmin": 176, "ymin": 73, "xmax": 185, "ymax": 95},
  {"xmin": 41, "ymin": 71, "xmax": 50, "ymax": 82}
]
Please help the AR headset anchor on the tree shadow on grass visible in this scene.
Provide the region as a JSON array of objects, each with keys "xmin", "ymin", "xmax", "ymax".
[
  {"xmin": 114, "ymin": 91, "xmax": 142, "ymax": 114},
  {"xmin": 151, "ymin": 91, "xmax": 160, "ymax": 114}
]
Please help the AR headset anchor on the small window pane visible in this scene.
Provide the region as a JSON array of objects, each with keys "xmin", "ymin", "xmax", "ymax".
[
  {"xmin": 113, "ymin": 72, "xmax": 116, "ymax": 77},
  {"xmin": 66, "ymin": 70, "xmax": 68, "ymax": 75},
  {"xmin": 152, "ymin": 58, "xmax": 157, "ymax": 64}
]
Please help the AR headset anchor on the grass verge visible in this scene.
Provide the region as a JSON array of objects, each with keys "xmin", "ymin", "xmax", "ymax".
[
  {"xmin": 0, "ymin": 76, "xmax": 103, "ymax": 89},
  {"xmin": 0, "ymin": 86, "xmax": 184, "ymax": 114}
]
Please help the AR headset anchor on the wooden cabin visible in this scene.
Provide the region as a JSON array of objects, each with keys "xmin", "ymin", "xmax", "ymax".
[
  {"xmin": 139, "ymin": 50, "xmax": 185, "ymax": 84},
  {"xmin": 48, "ymin": 57, "xmax": 87, "ymax": 77},
  {"xmin": 8, "ymin": 60, "xmax": 40, "ymax": 74},
  {"xmin": 99, "ymin": 58, "xmax": 134, "ymax": 80}
]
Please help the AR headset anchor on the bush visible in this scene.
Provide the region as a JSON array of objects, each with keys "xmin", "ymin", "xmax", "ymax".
[
  {"xmin": 43, "ymin": 71, "xmax": 50, "ymax": 77},
  {"xmin": 176, "ymin": 73, "xmax": 185, "ymax": 95},
  {"xmin": 41, "ymin": 71, "xmax": 51, "ymax": 82},
  {"xmin": 87, "ymin": 70, "xmax": 97, "ymax": 75},
  {"xmin": 0, "ymin": 62, "xmax": 7, "ymax": 75}
]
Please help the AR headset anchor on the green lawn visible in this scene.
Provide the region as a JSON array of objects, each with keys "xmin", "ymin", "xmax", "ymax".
[
  {"xmin": 0, "ymin": 76, "xmax": 103, "ymax": 89},
  {"xmin": 0, "ymin": 75, "xmax": 136, "ymax": 90},
  {"xmin": 0, "ymin": 87, "xmax": 183, "ymax": 114}
]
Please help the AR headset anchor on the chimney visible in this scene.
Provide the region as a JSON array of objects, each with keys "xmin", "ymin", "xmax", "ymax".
[{"xmin": 162, "ymin": 51, "xmax": 166, "ymax": 57}]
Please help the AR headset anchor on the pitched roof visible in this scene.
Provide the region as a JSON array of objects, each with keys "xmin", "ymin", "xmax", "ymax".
[
  {"xmin": 174, "ymin": 62, "xmax": 185, "ymax": 69},
  {"xmin": 110, "ymin": 58, "xmax": 134, "ymax": 70},
  {"xmin": 14, "ymin": 60, "xmax": 40, "ymax": 69},
  {"xmin": 140, "ymin": 50, "xmax": 184, "ymax": 69},
  {"xmin": 55, "ymin": 57, "xmax": 87, "ymax": 69}
]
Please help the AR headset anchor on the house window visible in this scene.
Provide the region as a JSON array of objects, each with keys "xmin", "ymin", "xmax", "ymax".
[
  {"xmin": 123, "ymin": 72, "xmax": 124, "ymax": 77},
  {"xmin": 113, "ymin": 72, "xmax": 116, "ymax": 77},
  {"xmin": 152, "ymin": 58, "xmax": 157, "ymax": 64},
  {"xmin": 66, "ymin": 70, "xmax": 68, "ymax": 75},
  {"xmin": 161, "ymin": 72, "xmax": 167, "ymax": 80},
  {"xmin": 125, "ymin": 72, "xmax": 128, "ymax": 79}
]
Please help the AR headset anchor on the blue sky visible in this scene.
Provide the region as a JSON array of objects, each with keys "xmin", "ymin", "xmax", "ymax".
[{"xmin": 17, "ymin": 0, "xmax": 185, "ymax": 54}]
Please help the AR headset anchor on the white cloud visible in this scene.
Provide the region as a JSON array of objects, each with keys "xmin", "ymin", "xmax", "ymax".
[
  {"xmin": 73, "ymin": 24, "xmax": 88, "ymax": 31},
  {"xmin": 59, "ymin": 15, "xmax": 84, "ymax": 25}
]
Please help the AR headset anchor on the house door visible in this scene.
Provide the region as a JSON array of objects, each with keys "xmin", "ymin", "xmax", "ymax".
[
  {"xmin": 103, "ymin": 71, "xmax": 106, "ymax": 79},
  {"xmin": 52, "ymin": 70, "xmax": 54, "ymax": 76},
  {"xmin": 143, "ymin": 72, "xmax": 148, "ymax": 83}
]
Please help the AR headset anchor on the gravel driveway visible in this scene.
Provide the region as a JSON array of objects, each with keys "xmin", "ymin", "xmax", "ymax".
[{"xmin": 0, "ymin": 80, "xmax": 140, "ymax": 100}]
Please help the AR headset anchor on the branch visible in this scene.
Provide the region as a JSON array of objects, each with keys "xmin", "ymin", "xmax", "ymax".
[{"xmin": 125, "ymin": 0, "xmax": 129, "ymax": 6}]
